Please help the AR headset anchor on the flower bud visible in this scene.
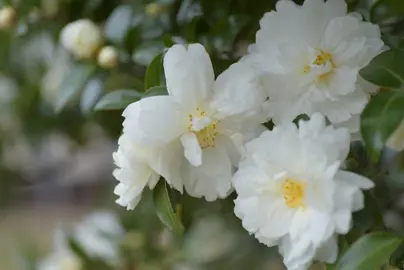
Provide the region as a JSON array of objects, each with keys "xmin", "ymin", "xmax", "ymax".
[
  {"xmin": 60, "ymin": 19, "xmax": 103, "ymax": 60},
  {"xmin": 0, "ymin": 6, "xmax": 17, "ymax": 29},
  {"xmin": 145, "ymin": 3, "xmax": 165, "ymax": 17},
  {"xmin": 387, "ymin": 120, "xmax": 404, "ymax": 151},
  {"xmin": 97, "ymin": 46, "xmax": 119, "ymax": 69}
]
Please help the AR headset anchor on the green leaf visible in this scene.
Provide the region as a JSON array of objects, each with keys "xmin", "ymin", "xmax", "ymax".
[
  {"xmin": 360, "ymin": 49, "xmax": 404, "ymax": 89},
  {"xmin": 55, "ymin": 63, "xmax": 97, "ymax": 113},
  {"xmin": 143, "ymin": 86, "xmax": 168, "ymax": 98},
  {"xmin": 361, "ymin": 91, "xmax": 404, "ymax": 161},
  {"xmin": 95, "ymin": 89, "xmax": 142, "ymax": 111},
  {"xmin": 370, "ymin": 0, "xmax": 404, "ymax": 23},
  {"xmin": 133, "ymin": 41, "xmax": 165, "ymax": 67},
  {"xmin": 153, "ymin": 180, "xmax": 184, "ymax": 235},
  {"xmin": 144, "ymin": 52, "xmax": 164, "ymax": 90},
  {"xmin": 336, "ymin": 232, "xmax": 403, "ymax": 270},
  {"xmin": 163, "ymin": 34, "xmax": 175, "ymax": 48},
  {"xmin": 104, "ymin": 5, "xmax": 133, "ymax": 45},
  {"xmin": 80, "ymin": 74, "xmax": 105, "ymax": 115},
  {"xmin": 390, "ymin": 242, "xmax": 404, "ymax": 268}
]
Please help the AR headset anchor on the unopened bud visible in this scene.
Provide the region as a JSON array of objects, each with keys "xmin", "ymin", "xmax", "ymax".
[
  {"xmin": 145, "ymin": 3, "xmax": 165, "ymax": 17},
  {"xmin": 97, "ymin": 46, "xmax": 119, "ymax": 69},
  {"xmin": 0, "ymin": 6, "xmax": 17, "ymax": 29},
  {"xmin": 60, "ymin": 19, "xmax": 103, "ymax": 60}
]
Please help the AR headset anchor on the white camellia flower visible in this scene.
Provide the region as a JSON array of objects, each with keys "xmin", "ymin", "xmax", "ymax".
[
  {"xmin": 113, "ymin": 134, "xmax": 160, "ymax": 210},
  {"xmin": 37, "ymin": 230, "xmax": 82, "ymax": 270},
  {"xmin": 118, "ymin": 43, "xmax": 266, "ymax": 202},
  {"xmin": 245, "ymin": 0, "xmax": 383, "ymax": 134},
  {"xmin": 60, "ymin": 19, "xmax": 103, "ymax": 60},
  {"xmin": 74, "ymin": 211, "xmax": 124, "ymax": 266},
  {"xmin": 232, "ymin": 113, "xmax": 374, "ymax": 270}
]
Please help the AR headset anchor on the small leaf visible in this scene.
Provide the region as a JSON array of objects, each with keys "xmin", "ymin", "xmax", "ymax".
[
  {"xmin": 360, "ymin": 49, "xmax": 404, "ymax": 89},
  {"xmin": 95, "ymin": 89, "xmax": 142, "ymax": 111},
  {"xmin": 153, "ymin": 180, "xmax": 184, "ymax": 235},
  {"xmin": 361, "ymin": 91, "xmax": 404, "ymax": 161},
  {"xmin": 143, "ymin": 86, "xmax": 168, "ymax": 98},
  {"xmin": 133, "ymin": 41, "xmax": 164, "ymax": 67},
  {"xmin": 80, "ymin": 74, "xmax": 105, "ymax": 114},
  {"xmin": 163, "ymin": 34, "xmax": 175, "ymax": 47},
  {"xmin": 336, "ymin": 232, "xmax": 403, "ymax": 270},
  {"xmin": 144, "ymin": 52, "xmax": 164, "ymax": 90},
  {"xmin": 55, "ymin": 63, "xmax": 97, "ymax": 113},
  {"xmin": 105, "ymin": 5, "xmax": 133, "ymax": 45}
]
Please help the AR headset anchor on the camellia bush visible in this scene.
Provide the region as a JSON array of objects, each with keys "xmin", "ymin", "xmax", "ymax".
[{"xmin": 3, "ymin": 0, "xmax": 404, "ymax": 269}]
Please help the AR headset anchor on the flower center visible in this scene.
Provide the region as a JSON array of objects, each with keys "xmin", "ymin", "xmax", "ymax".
[
  {"xmin": 303, "ymin": 49, "xmax": 335, "ymax": 81},
  {"xmin": 188, "ymin": 108, "xmax": 218, "ymax": 149},
  {"xmin": 282, "ymin": 178, "xmax": 306, "ymax": 209}
]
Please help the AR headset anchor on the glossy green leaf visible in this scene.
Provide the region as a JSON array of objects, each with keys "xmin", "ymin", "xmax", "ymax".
[
  {"xmin": 360, "ymin": 49, "xmax": 404, "ymax": 89},
  {"xmin": 336, "ymin": 232, "xmax": 403, "ymax": 270},
  {"xmin": 55, "ymin": 63, "xmax": 97, "ymax": 113},
  {"xmin": 104, "ymin": 5, "xmax": 133, "ymax": 45},
  {"xmin": 143, "ymin": 86, "xmax": 168, "ymax": 98},
  {"xmin": 95, "ymin": 89, "xmax": 142, "ymax": 111},
  {"xmin": 361, "ymin": 91, "xmax": 404, "ymax": 161},
  {"xmin": 153, "ymin": 180, "xmax": 184, "ymax": 235},
  {"xmin": 144, "ymin": 52, "xmax": 164, "ymax": 90}
]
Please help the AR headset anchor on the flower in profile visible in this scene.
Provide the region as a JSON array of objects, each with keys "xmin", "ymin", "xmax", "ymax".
[
  {"xmin": 232, "ymin": 113, "xmax": 374, "ymax": 269},
  {"xmin": 120, "ymin": 43, "xmax": 266, "ymax": 202},
  {"xmin": 246, "ymin": 0, "xmax": 383, "ymax": 133},
  {"xmin": 60, "ymin": 19, "xmax": 103, "ymax": 60},
  {"xmin": 113, "ymin": 134, "xmax": 160, "ymax": 210}
]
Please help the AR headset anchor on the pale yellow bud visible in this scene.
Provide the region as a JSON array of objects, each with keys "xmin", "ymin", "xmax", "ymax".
[
  {"xmin": 60, "ymin": 19, "xmax": 103, "ymax": 60},
  {"xmin": 0, "ymin": 6, "xmax": 17, "ymax": 29},
  {"xmin": 97, "ymin": 46, "xmax": 119, "ymax": 69},
  {"xmin": 387, "ymin": 119, "xmax": 404, "ymax": 151},
  {"xmin": 145, "ymin": 3, "xmax": 165, "ymax": 17}
]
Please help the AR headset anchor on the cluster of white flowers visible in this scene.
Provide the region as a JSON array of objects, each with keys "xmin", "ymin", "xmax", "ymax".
[
  {"xmin": 113, "ymin": 0, "xmax": 383, "ymax": 269},
  {"xmin": 37, "ymin": 211, "xmax": 124, "ymax": 270}
]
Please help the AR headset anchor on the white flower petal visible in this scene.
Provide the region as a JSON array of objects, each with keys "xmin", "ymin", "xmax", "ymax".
[
  {"xmin": 180, "ymin": 132, "xmax": 202, "ymax": 166},
  {"xmin": 123, "ymin": 96, "xmax": 186, "ymax": 146},
  {"xmin": 148, "ymin": 140, "xmax": 184, "ymax": 192},
  {"xmin": 211, "ymin": 61, "xmax": 266, "ymax": 117},
  {"xmin": 314, "ymin": 235, "xmax": 338, "ymax": 264},
  {"xmin": 335, "ymin": 170, "xmax": 374, "ymax": 189},
  {"xmin": 183, "ymin": 141, "xmax": 233, "ymax": 201},
  {"xmin": 164, "ymin": 44, "xmax": 214, "ymax": 111}
]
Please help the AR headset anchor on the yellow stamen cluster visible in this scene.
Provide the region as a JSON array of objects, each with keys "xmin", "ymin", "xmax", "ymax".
[
  {"xmin": 313, "ymin": 50, "xmax": 335, "ymax": 67},
  {"xmin": 303, "ymin": 49, "xmax": 336, "ymax": 80},
  {"xmin": 282, "ymin": 178, "xmax": 306, "ymax": 209},
  {"xmin": 188, "ymin": 108, "xmax": 219, "ymax": 149}
]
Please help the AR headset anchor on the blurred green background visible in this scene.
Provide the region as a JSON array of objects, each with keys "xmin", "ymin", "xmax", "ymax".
[{"xmin": 0, "ymin": 0, "xmax": 404, "ymax": 269}]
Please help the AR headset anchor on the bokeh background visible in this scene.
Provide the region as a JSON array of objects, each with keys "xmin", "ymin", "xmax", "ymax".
[{"xmin": 0, "ymin": 0, "xmax": 404, "ymax": 269}]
